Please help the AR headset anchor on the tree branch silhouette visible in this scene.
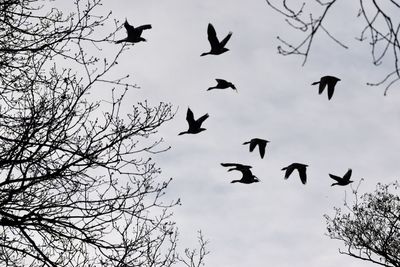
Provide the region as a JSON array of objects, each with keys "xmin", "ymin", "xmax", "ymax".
[
  {"xmin": 266, "ymin": 0, "xmax": 400, "ymax": 95},
  {"xmin": 325, "ymin": 181, "xmax": 400, "ymax": 267},
  {"xmin": 0, "ymin": 1, "xmax": 207, "ymax": 266}
]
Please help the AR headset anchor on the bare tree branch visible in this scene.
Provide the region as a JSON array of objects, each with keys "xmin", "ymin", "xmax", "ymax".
[
  {"xmin": 0, "ymin": 1, "xmax": 207, "ymax": 266},
  {"xmin": 266, "ymin": 0, "xmax": 400, "ymax": 95},
  {"xmin": 325, "ymin": 181, "xmax": 400, "ymax": 267}
]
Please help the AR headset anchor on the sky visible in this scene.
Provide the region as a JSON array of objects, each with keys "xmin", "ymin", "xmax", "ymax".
[{"xmin": 97, "ymin": 1, "xmax": 400, "ymax": 266}]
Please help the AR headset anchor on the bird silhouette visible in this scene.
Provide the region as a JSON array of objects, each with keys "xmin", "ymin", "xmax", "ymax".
[
  {"xmin": 311, "ymin": 76, "xmax": 341, "ymax": 100},
  {"xmin": 115, "ymin": 19, "xmax": 152, "ymax": 44},
  {"xmin": 178, "ymin": 108, "xmax": 209, "ymax": 135},
  {"xmin": 201, "ymin": 23, "xmax": 232, "ymax": 56},
  {"xmin": 281, "ymin": 163, "xmax": 308, "ymax": 184},
  {"xmin": 207, "ymin": 79, "xmax": 237, "ymax": 92},
  {"xmin": 221, "ymin": 163, "xmax": 259, "ymax": 184},
  {"xmin": 242, "ymin": 138, "xmax": 269, "ymax": 159},
  {"xmin": 329, "ymin": 169, "xmax": 353, "ymax": 186}
]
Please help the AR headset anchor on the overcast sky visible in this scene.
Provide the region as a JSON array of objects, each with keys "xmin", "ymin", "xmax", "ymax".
[{"xmin": 102, "ymin": 1, "xmax": 400, "ymax": 266}]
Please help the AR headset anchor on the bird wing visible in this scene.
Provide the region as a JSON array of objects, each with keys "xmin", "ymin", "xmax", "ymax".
[
  {"xmin": 298, "ymin": 167, "xmax": 307, "ymax": 184},
  {"xmin": 221, "ymin": 163, "xmax": 252, "ymax": 170},
  {"xmin": 258, "ymin": 142, "xmax": 266, "ymax": 159},
  {"xmin": 329, "ymin": 174, "xmax": 342, "ymax": 182},
  {"xmin": 327, "ymin": 80, "xmax": 337, "ymax": 100},
  {"xmin": 239, "ymin": 167, "xmax": 253, "ymax": 180},
  {"xmin": 282, "ymin": 165, "xmax": 294, "ymax": 179},
  {"xmin": 135, "ymin": 24, "xmax": 152, "ymax": 31},
  {"xmin": 134, "ymin": 24, "xmax": 152, "ymax": 36},
  {"xmin": 215, "ymin": 79, "xmax": 226, "ymax": 84},
  {"xmin": 219, "ymin": 32, "xmax": 232, "ymax": 48},
  {"xmin": 186, "ymin": 108, "xmax": 195, "ymax": 125},
  {"xmin": 343, "ymin": 169, "xmax": 352, "ymax": 181},
  {"xmin": 124, "ymin": 20, "xmax": 135, "ymax": 33},
  {"xmin": 196, "ymin": 113, "xmax": 209, "ymax": 126},
  {"xmin": 207, "ymin": 23, "xmax": 219, "ymax": 48},
  {"xmin": 249, "ymin": 140, "xmax": 257, "ymax": 152},
  {"xmin": 221, "ymin": 163, "xmax": 241, "ymax": 168},
  {"xmin": 318, "ymin": 80, "xmax": 326, "ymax": 95}
]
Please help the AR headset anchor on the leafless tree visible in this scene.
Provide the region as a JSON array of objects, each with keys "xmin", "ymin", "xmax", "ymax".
[
  {"xmin": 325, "ymin": 181, "xmax": 400, "ymax": 267},
  {"xmin": 0, "ymin": 0, "xmax": 207, "ymax": 266},
  {"xmin": 266, "ymin": 0, "xmax": 400, "ymax": 95}
]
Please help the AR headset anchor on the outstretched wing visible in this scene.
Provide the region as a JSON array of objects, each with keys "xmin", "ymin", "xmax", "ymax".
[
  {"xmin": 249, "ymin": 140, "xmax": 257, "ymax": 152},
  {"xmin": 258, "ymin": 142, "xmax": 266, "ymax": 159},
  {"xmin": 196, "ymin": 113, "xmax": 209, "ymax": 126},
  {"xmin": 298, "ymin": 167, "xmax": 307, "ymax": 184},
  {"xmin": 221, "ymin": 163, "xmax": 240, "ymax": 168},
  {"xmin": 215, "ymin": 78, "xmax": 226, "ymax": 84},
  {"xmin": 135, "ymin": 24, "xmax": 152, "ymax": 31},
  {"xmin": 329, "ymin": 174, "xmax": 342, "ymax": 182},
  {"xmin": 221, "ymin": 163, "xmax": 252, "ymax": 169},
  {"xmin": 282, "ymin": 165, "xmax": 294, "ymax": 179},
  {"xmin": 207, "ymin": 23, "xmax": 219, "ymax": 48},
  {"xmin": 327, "ymin": 81, "xmax": 336, "ymax": 100},
  {"xmin": 318, "ymin": 80, "xmax": 326, "ymax": 95},
  {"xmin": 219, "ymin": 31, "xmax": 232, "ymax": 48},
  {"xmin": 134, "ymin": 24, "xmax": 152, "ymax": 36},
  {"xmin": 186, "ymin": 108, "xmax": 195, "ymax": 125},
  {"xmin": 124, "ymin": 20, "xmax": 135, "ymax": 33},
  {"xmin": 343, "ymin": 169, "xmax": 352, "ymax": 181}
]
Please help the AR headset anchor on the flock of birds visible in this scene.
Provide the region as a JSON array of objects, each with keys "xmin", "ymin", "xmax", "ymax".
[{"xmin": 116, "ymin": 20, "xmax": 354, "ymax": 187}]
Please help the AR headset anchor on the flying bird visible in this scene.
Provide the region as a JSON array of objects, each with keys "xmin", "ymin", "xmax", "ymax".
[
  {"xmin": 201, "ymin": 23, "xmax": 232, "ymax": 56},
  {"xmin": 311, "ymin": 75, "xmax": 341, "ymax": 100},
  {"xmin": 178, "ymin": 108, "xmax": 209, "ymax": 135},
  {"xmin": 242, "ymin": 138, "xmax": 269, "ymax": 159},
  {"xmin": 329, "ymin": 168, "xmax": 353, "ymax": 186},
  {"xmin": 207, "ymin": 79, "xmax": 237, "ymax": 92},
  {"xmin": 281, "ymin": 163, "xmax": 308, "ymax": 184},
  {"xmin": 115, "ymin": 19, "xmax": 152, "ymax": 44},
  {"xmin": 221, "ymin": 163, "xmax": 259, "ymax": 184}
]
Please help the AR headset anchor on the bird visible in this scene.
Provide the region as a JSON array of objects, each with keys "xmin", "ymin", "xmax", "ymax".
[
  {"xmin": 178, "ymin": 108, "xmax": 209, "ymax": 135},
  {"xmin": 311, "ymin": 75, "xmax": 341, "ymax": 100},
  {"xmin": 242, "ymin": 138, "xmax": 270, "ymax": 159},
  {"xmin": 115, "ymin": 19, "xmax": 152, "ymax": 44},
  {"xmin": 281, "ymin": 163, "xmax": 308, "ymax": 184},
  {"xmin": 329, "ymin": 168, "xmax": 353, "ymax": 186},
  {"xmin": 221, "ymin": 163, "xmax": 259, "ymax": 184},
  {"xmin": 207, "ymin": 79, "xmax": 237, "ymax": 92},
  {"xmin": 201, "ymin": 23, "xmax": 232, "ymax": 56}
]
